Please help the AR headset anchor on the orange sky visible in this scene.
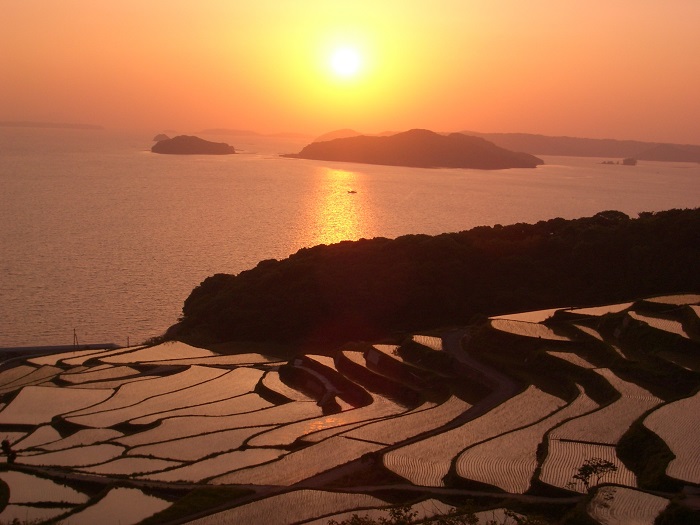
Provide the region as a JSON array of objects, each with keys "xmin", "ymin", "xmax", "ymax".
[{"xmin": 2, "ymin": 1, "xmax": 699, "ymax": 143}]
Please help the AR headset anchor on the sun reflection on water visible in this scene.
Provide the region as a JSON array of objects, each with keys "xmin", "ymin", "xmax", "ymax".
[{"xmin": 306, "ymin": 168, "xmax": 367, "ymax": 246}]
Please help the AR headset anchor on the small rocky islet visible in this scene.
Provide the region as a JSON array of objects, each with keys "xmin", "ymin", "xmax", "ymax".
[{"xmin": 151, "ymin": 135, "xmax": 235, "ymax": 155}]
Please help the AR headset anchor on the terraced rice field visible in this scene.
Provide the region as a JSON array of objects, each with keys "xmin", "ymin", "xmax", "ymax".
[
  {"xmin": 549, "ymin": 369, "xmax": 661, "ymax": 445},
  {"xmin": 587, "ymin": 486, "xmax": 669, "ymax": 525},
  {"xmin": 643, "ymin": 390, "xmax": 700, "ymax": 484},
  {"xmin": 142, "ymin": 448, "xmax": 288, "ymax": 483},
  {"xmin": 127, "ymin": 425, "xmax": 275, "ymax": 461},
  {"xmin": 412, "ymin": 335, "xmax": 443, "ymax": 350},
  {"xmin": 248, "ymin": 393, "xmax": 408, "ymax": 447},
  {"xmin": 100, "ymin": 341, "xmax": 218, "ymax": 363},
  {"xmin": 0, "ymin": 365, "xmax": 62, "ymax": 394},
  {"xmin": 0, "ymin": 385, "xmax": 113, "ymax": 425},
  {"xmin": 0, "ymin": 295, "xmax": 696, "ymax": 524},
  {"xmin": 129, "ymin": 392, "xmax": 274, "ymax": 425},
  {"xmin": 539, "ymin": 440, "xmax": 637, "ymax": 492},
  {"xmin": 489, "ymin": 319, "xmax": 571, "ymax": 341},
  {"xmin": 28, "ymin": 348, "xmax": 125, "ymax": 366},
  {"xmin": 139, "ymin": 353, "xmax": 284, "ymax": 367},
  {"xmin": 454, "ymin": 387, "xmax": 598, "ymax": 493},
  {"xmin": 566, "ymin": 302, "xmax": 633, "ymax": 316},
  {"xmin": 547, "ymin": 351, "xmax": 597, "ymax": 369},
  {"xmin": 68, "ymin": 368, "xmax": 265, "ymax": 428},
  {"xmin": 491, "ymin": 307, "xmax": 564, "ymax": 323},
  {"xmin": 212, "ymin": 436, "xmax": 385, "ymax": 485},
  {"xmin": 116, "ymin": 402, "xmax": 324, "ymax": 446},
  {"xmin": 342, "ymin": 395, "xmax": 469, "ymax": 446},
  {"xmin": 262, "ymin": 371, "xmax": 315, "ymax": 402},
  {"xmin": 371, "ymin": 344, "xmax": 400, "ymax": 357},
  {"xmin": 644, "ymin": 294, "xmax": 700, "ymax": 306},
  {"xmin": 628, "ymin": 311, "xmax": 692, "ymax": 338},
  {"xmin": 65, "ymin": 487, "xmax": 171, "ymax": 525},
  {"xmin": 185, "ymin": 489, "xmax": 388, "ymax": 525},
  {"xmin": 40, "ymin": 429, "xmax": 123, "ymax": 451},
  {"xmin": 59, "ymin": 365, "xmax": 141, "ymax": 384},
  {"xmin": 0, "ymin": 470, "xmax": 87, "ymax": 522},
  {"xmin": 383, "ymin": 386, "xmax": 566, "ymax": 486}
]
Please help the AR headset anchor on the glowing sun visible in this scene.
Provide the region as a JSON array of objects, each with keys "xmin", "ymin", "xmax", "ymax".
[{"xmin": 330, "ymin": 47, "xmax": 361, "ymax": 77}]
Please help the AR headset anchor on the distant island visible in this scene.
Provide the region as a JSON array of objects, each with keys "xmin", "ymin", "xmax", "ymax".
[
  {"xmin": 283, "ymin": 129, "xmax": 543, "ymax": 169},
  {"xmin": 601, "ymin": 158, "xmax": 637, "ymax": 166},
  {"xmin": 151, "ymin": 135, "xmax": 235, "ymax": 155},
  {"xmin": 315, "ymin": 128, "xmax": 700, "ymax": 163},
  {"xmin": 0, "ymin": 121, "xmax": 102, "ymax": 130},
  {"xmin": 460, "ymin": 130, "xmax": 700, "ymax": 163}
]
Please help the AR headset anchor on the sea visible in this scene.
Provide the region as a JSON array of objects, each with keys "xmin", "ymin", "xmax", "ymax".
[{"xmin": 1, "ymin": 127, "xmax": 699, "ymax": 348}]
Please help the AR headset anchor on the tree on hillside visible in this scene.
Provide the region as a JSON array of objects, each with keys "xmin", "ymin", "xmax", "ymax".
[{"xmin": 569, "ymin": 457, "xmax": 618, "ymax": 492}]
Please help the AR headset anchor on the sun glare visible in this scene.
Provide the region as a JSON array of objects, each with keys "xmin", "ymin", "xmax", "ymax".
[{"xmin": 330, "ymin": 47, "xmax": 361, "ymax": 77}]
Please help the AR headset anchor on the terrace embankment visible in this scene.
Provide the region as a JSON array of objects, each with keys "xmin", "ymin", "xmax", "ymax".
[{"xmin": 2, "ymin": 296, "xmax": 700, "ymax": 523}]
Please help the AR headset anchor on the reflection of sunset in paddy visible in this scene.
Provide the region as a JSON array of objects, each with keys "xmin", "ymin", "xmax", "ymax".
[
  {"xmin": 304, "ymin": 417, "xmax": 341, "ymax": 435},
  {"xmin": 305, "ymin": 168, "xmax": 370, "ymax": 246}
]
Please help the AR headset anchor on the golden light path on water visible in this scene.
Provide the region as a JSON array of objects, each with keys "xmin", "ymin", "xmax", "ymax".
[{"xmin": 305, "ymin": 168, "xmax": 368, "ymax": 246}]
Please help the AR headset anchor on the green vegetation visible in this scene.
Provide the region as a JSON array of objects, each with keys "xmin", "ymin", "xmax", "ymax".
[{"xmin": 170, "ymin": 208, "xmax": 700, "ymax": 346}]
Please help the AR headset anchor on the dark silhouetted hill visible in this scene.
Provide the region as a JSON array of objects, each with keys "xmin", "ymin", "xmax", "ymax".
[
  {"xmin": 463, "ymin": 131, "xmax": 700, "ymax": 162},
  {"xmin": 168, "ymin": 208, "xmax": 700, "ymax": 346},
  {"xmin": 151, "ymin": 135, "xmax": 235, "ymax": 155},
  {"xmin": 284, "ymin": 129, "xmax": 543, "ymax": 169},
  {"xmin": 636, "ymin": 143, "xmax": 700, "ymax": 163}
]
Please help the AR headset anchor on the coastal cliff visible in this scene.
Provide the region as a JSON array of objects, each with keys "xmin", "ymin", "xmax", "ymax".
[
  {"xmin": 151, "ymin": 135, "xmax": 235, "ymax": 155},
  {"xmin": 283, "ymin": 129, "xmax": 543, "ymax": 169}
]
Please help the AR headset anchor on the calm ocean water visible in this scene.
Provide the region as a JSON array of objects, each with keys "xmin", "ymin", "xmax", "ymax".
[{"xmin": 1, "ymin": 127, "xmax": 699, "ymax": 347}]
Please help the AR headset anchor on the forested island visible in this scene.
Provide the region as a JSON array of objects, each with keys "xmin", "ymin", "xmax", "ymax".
[
  {"xmin": 151, "ymin": 135, "xmax": 235, "ymax": 155},
  {"xmin": 283, "ymin": 129, "xmax": 543, "ymax": 169},
  {"xmin": 168, "ymin": 208, "xmax": 700, "ymax": 347}
]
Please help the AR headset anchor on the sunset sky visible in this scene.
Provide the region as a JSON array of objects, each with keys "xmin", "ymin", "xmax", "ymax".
[{"xmin": 2, "ymin": 1, "xmax": 699, "ymax": 143}]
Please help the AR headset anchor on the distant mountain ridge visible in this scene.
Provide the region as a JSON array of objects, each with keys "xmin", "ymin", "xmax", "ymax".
[
  {"xmin": 200, "ymin": 128, "xmax": 312, "ymax": 139},
  {"xmin": 462, "ymin": 131, "xmax": 700, "ymax": 162},
  {"xmin": 0, "ymin": 121, "xmax": 103, "ymax": 130},
  {"xmin": 285, "ymin": 129, "xmax": 543, "ymax": 169},
  {"xmin": 312, "ymin": 128, "xmax": 700, "ymax": 162}
]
